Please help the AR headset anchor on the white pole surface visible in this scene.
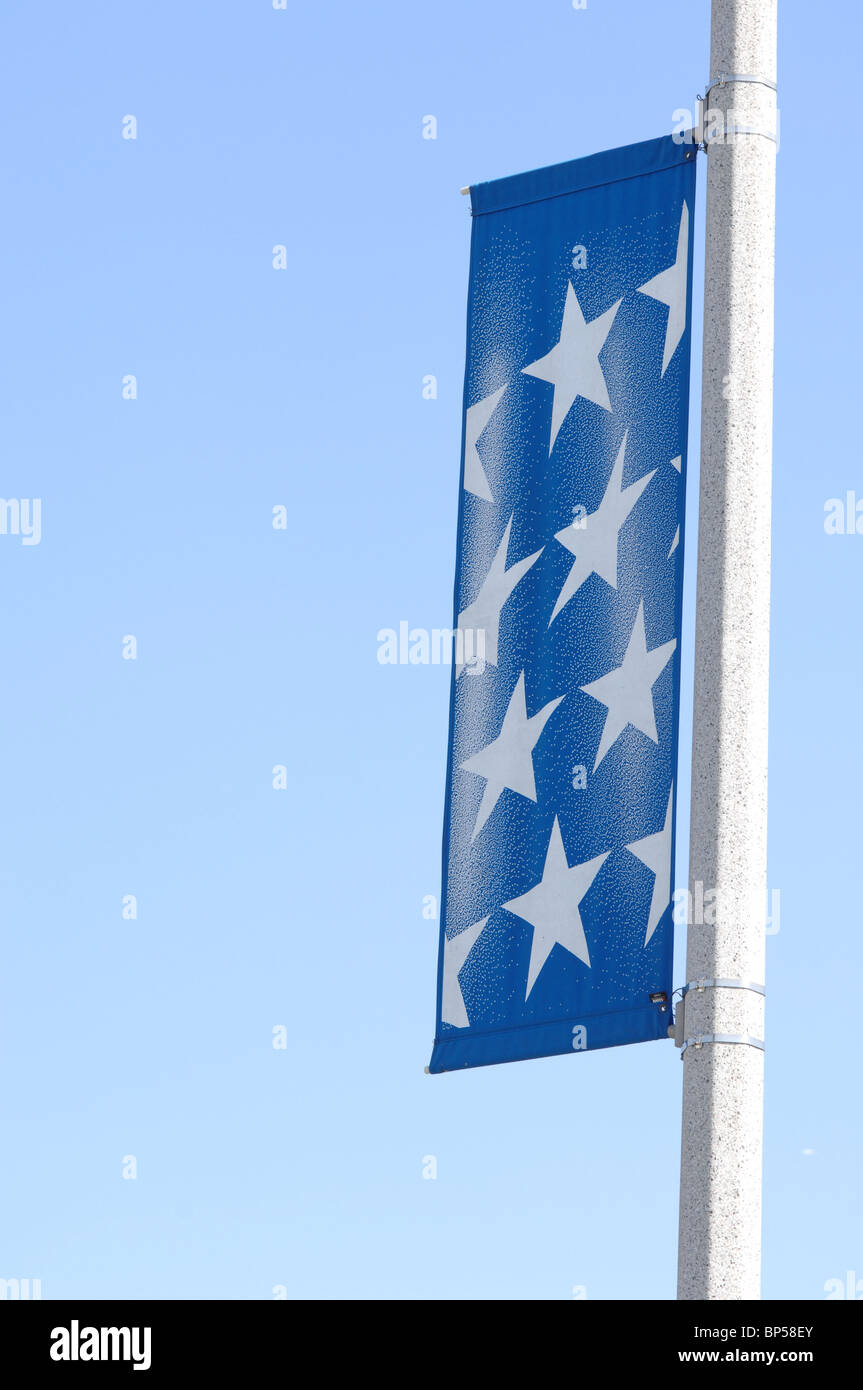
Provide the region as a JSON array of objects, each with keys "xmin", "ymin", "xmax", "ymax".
[{"xmin": 677, "ymin": 0, "xmax": 778, "ymax": 1300}]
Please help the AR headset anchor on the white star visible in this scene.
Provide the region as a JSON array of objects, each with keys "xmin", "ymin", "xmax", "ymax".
[
  {"xmin": 463, "ymin": 385, "xmax": 507, "ymax": 501},
  {"xmin": 636, "ymin": 202, "xmax": 689, "ymax": 376},
  {"xmin": 550, "ymin": 431, "xmax": 655, "ymax": 623},
  {"xmin": 457, "ymin": 515, "xmax": 543, "ymax": 675},
  {"xmin": 460, "ymin": 672, "xmax": 564, "ymax": 841},
  {"xmin": 627, "ymin": 785, "xmax": 674, "ymax": 945},
  {"xmin": 667, "ymin": 456, "xmax": 682, "ymax": 557},
  {"xmin": 502, "ymin": 817, "xmax": 608, "ymax": 997},
  {"xmin": 580, "ymin": 602, "xmax": 676, "ymax": 770},
  {"xmin": 441, "ymin": 917, "xmax": 488, "ymax": 1027},
  {"xmin": 522, "ymin": 283, "xmax": 621, "ymax": 453}
]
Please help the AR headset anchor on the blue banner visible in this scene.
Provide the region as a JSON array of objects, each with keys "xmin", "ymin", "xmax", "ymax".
[{"xmin": 429, "ymin": 135, "xmax": 696, "ymax": 1073}]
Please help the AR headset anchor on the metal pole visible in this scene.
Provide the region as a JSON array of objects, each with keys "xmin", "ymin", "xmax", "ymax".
[{"xmin": 677, "ymin": 0, "xmax": 778, "ymax": 1300}]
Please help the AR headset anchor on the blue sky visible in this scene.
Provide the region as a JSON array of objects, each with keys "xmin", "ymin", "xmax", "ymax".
[{"xmin": 0, "ymin": 0, "xmax": 859, "ymax": 1300}]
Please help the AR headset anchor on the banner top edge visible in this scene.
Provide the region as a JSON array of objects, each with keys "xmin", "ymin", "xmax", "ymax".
[{"xmin": 469, "ymin": 133, "xmax": 695, "ymax": 218}]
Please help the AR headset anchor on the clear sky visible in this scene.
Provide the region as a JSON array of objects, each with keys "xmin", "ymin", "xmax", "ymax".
[{"xmin": 0, "ymin": 0, "xmax": 859, "ymax": 1301}]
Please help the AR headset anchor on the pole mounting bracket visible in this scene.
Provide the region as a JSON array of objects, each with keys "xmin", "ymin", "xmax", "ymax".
[
  {"xmin": 703, "ymin": 72, "xmax": 778, "ymax": 101},
  {"xmin": 680, "ymin": 1033, "xmax": 765, "ymax": 1058},
  {"xmin": 671, "ymin": 980, "xmax": 765, "ymax": 1047},
  {"xmin": 695, "ymin": 73, "xmax": 778, "ymax": 150},
  {"xmin": 682, "ymin": 977, "xmax": 765, "ymax": 997}
]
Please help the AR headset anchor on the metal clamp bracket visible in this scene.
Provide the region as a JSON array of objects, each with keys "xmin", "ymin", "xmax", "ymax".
[
  {"xmin": 673, "ymin": 981, "xmax": 764, "ymax": 1048},
  {"xmin": 710, "ymin": 124, "xmax": 778, "ymax": 145},
  {"xmin": 695, "ymin": 75, "xmax": 778, "ymax": 150},
  {"xmin": 682, "ymin": 977, "xmax": 765, "ymax": 997},
  {"xmin": 704, "ymin": 72, "xmax": 778, "ymax": 101},
  {"xmin": 681, "ymin": 1033, "xmax": 765, "ymax": 1058}
]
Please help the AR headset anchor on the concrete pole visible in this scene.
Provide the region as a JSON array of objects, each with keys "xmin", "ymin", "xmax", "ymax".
[{"xmin": 677, "ymin": 0, "xmax": 778, "ymax": 1300}]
